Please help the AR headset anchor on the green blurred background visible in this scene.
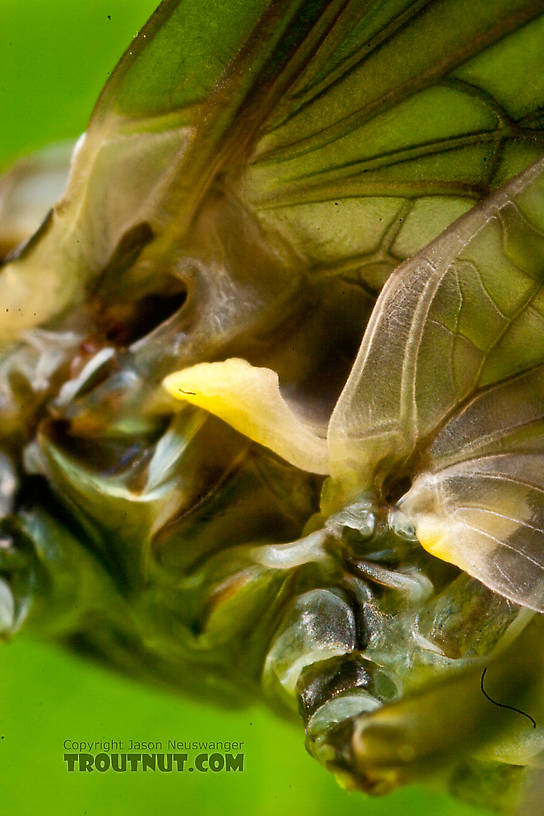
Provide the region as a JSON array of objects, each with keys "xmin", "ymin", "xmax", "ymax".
[{"xmin": 0, "ymin": 2, "xmax": 486, "ymax": 814}]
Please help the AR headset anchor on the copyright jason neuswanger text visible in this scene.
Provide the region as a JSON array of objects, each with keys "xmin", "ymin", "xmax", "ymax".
[{"xmin": 63, "ymin": 739, "xmax": 245, "ymax": 772}]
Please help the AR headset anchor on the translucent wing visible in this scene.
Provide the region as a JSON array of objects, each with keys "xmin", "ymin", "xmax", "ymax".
[
  {"xmin": 0, "ymin": 142, "xmax": 73, "ymax": 259},
  {"xmin": 329, "ymin": 155, "xmax": 544, "ymax": 610},
  {"xmin": 2, "ymin": 0, "xmax": 544, "ymax": 341},
  {"xmin": 0, "ymin": 0, "xmax": 322, "ymax": 338},
  {"xmin": 248, "ymin": 1, "xmax": 544, "ymax": 294}
]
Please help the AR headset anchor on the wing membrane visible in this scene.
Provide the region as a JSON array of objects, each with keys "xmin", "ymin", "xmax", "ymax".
[
  {"xmin": 248, "ymin": 2, "xmax": 544, "ymax": 292},
  {"xmin": 401, "ymin": 453, "xmax": 544, "ymax": 610},
  {"xmin": 329, "ymin": 156, "xmax": 544, "ymax": 485},
  {"xmin": 2, "ymin": 1, "xmax": 544, "ymax": 340},
  {"xmin": 329, "ymin": 156, "xmax": 544, "ymax": 609},
  {"xmin": 0, "ymin": 0, "xmax": 338, "ymax": 338}
]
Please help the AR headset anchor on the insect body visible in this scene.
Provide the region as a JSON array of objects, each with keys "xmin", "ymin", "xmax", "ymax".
[{"xmin": 0, "ymin": 1, "xmax": 543, "ymax": 811}]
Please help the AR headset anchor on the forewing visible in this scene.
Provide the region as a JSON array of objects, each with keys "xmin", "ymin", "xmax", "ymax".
[
  {"xmin": 2, "ymin": 0, "xmax": 544, "ymax": 341},
  {"xmin": 248, "ymin": 1, "xmax": 544, "ymax": 293},
  {"xmin": 0, "ymin": 0, "xmax": 339, "ymax": 338},
  {"xmin": 329, "ymin": 156, "xmax": 544, "ymax": 609}
]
